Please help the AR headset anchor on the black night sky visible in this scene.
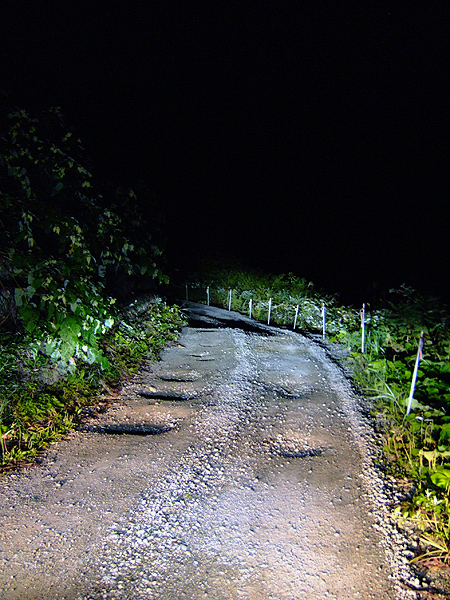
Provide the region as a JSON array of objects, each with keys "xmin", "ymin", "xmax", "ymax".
[{"xmin": 1, "ymin": 3, "xmax": 449, "ymax": 303}]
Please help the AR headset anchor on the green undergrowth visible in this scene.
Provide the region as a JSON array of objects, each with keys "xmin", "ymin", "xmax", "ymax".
[
  {"xmin": 0, "ymin": 107, "xmax": 187, "ymax": 468},
  {"xmin": 0, "ymin": 297, "xmax": 186, "ymax": 468},
  {"xmin": 190, "ymin": 267, "xmax": 450, "ymax": 566},
  {"xmin": 188, "ymin": 267, "xmax": 347, "ymax": 333}
]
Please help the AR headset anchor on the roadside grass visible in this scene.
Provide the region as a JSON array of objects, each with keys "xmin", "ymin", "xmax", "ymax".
[
  {"xmin": 190, "ymin": 267, "xmax": 450, "ymax": 566},
  {"xmin": 0, "ymin": 297, "xmax": 186, "ymax": 469}
]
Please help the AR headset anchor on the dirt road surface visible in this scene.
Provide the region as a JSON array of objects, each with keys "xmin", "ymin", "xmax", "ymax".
[{"xmin": 0, "ymin": 303, "xmax": 423, "ymax": 599}]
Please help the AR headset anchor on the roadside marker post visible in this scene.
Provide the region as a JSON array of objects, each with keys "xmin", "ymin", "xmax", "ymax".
[
  {"xmin": 321, "ymin": 305, "xmax": 326, "ymax": 340},
  {"xmin": 249, "ymin": 298, "xmax": 252, "ymax": 319},
  {"xmin": 293, "ymin": 305, "xmax": 299, "ymax": 330},
  {"xmin": 406, "ymin": 331, "xmax": 424, "ymax": 416},
  {"xmin": 206, "ymin": 287, "xmax": 210, "ymax": 306},
  {"xmin": 228, "ymin": 289, "xmax": 232, "ymax": 311},
  {"xmin": 360, "ymin": 304, "xmax": 366, "ymax": 353},
  {"xmin": 268, "ymin": 298, "xmax": 272, "ymax": 325}
]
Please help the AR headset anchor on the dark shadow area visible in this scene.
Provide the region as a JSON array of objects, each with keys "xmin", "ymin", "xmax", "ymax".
[
  {"xmin": 138, "ymin": 391, "xmax": 193, "ymax": 401},
  {"xmin": 85, "ymin": 424, "xmax": 172, "ymax": 435},
  {"xmin": 182, "ymin": 302, "xmax": 278, "ymax": 336}
]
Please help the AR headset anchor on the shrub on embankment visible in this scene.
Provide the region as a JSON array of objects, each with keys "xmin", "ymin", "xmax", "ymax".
[
  {"xmin": 0, "ymin": 108, "xmax": 185, "ymax": 467},
  {"xmin": 0, "ymin": 297, "xmax": 185, "ymax": 467}
]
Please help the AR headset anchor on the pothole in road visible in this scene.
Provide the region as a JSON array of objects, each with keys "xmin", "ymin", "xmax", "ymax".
[
  {"xmin": 262, "ymin": 434, "xmax": 327, "ymax": 459},
  {"xmin": 88, "ymin": 424, "xmax": 173, "ymax": 435},
  {"xmin": 275, "ymin": 447, "xmax": 324, "ymax": 458},
  {"xmin": 138, "ymin": 391, "xmax": 195, "ymax": 401}
]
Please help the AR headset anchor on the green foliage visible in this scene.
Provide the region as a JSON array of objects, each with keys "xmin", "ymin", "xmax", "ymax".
[
  {"xmin": 195, "ymin": 266, "xmax": 347, "ymax": 332},
  {"xmin": 395, "ymin": 484, "xmax": 450, "ymax": 565},
  {"xmin": 0, "ymin": 107, "xmax": 167, "ymax": 374},
  {"xmin": 0, "ymin": 107, "xmax": 182, "ymax": 467},
  {"xmin": 0, "ymin": 297, "xmax": 185, "ymax": 467},
  {"xmin": 102, "ymin": 297, "xmax": 186, "ymax": 379}
]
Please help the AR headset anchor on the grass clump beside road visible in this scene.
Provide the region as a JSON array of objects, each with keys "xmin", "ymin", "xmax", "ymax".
[
  {"xmin": 0, "ymin": 297, "xmax": 186, "ymax": 469},
  {"xmin": 189, "ymin": 266, "xmax": 450, "ymax": 567}
]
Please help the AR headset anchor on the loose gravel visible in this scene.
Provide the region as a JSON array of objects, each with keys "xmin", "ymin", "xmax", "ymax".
[{"xmin": 0, "ymin": 303, "xmax": 435, "ymax": 599}]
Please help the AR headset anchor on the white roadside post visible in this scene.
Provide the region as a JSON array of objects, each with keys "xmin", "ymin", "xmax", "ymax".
[
  {"xmin": 206, "ymin": 287, "xmax": 210, "ymax": 306},
  {"xmin": 360, "ymin": 303, "xmax": 366, "ymax": 353},
  {"xmin": 267, "ymin": 298, "xmax": 272, "ymax": 325},
  {"xmin": 228, "ymin": 289, "xmax": 232, "ymax": 311},
  {"xmin": 406, "ymin": 331, "xmax": 424, "ymax": 416},
  {"xmin": 249, "ymin": 298, "xmax": 252, "ymax": 319},
  {"xmin": 293, "ymin": 305, "xmax": 299, "ymax": 330},
  {"xmin": 185, "ymin": 284, "xmax": 189, "ymax": 301},
  {"xmin": 321, "ymin": 304, "xmax": 326, "ymax": 340}
]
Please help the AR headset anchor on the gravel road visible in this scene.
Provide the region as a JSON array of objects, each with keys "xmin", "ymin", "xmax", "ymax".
[{"xmin": 0, "ymin": 303, "xmax": 426, "ymax": 599}]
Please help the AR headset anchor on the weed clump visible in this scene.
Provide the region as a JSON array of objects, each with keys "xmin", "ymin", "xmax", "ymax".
[{"xmin": 0, "ymin": 297, "xmax": 186, "ymax": 468}]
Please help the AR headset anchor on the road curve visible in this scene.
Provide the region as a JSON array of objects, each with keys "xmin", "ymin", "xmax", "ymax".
[{"xmin": 0, "ymin": 303, "xmax": 418, "ymax": 600}]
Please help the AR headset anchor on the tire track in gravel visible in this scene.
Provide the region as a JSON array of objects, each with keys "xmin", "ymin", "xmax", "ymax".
[{"xmin": 0, "ymin": 303, "xmax": 421, "ymax": 599}]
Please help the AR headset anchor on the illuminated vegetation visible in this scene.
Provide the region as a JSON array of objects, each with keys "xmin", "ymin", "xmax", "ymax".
[{"xmin": 0, "ymin": 108, "xmax": 185, "ymax": 467}]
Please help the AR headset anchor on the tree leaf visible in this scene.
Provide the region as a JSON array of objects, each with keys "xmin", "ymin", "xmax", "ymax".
[{"xmin": 431, "ymin": 469, "xmax": 450, "ymax": 490}]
